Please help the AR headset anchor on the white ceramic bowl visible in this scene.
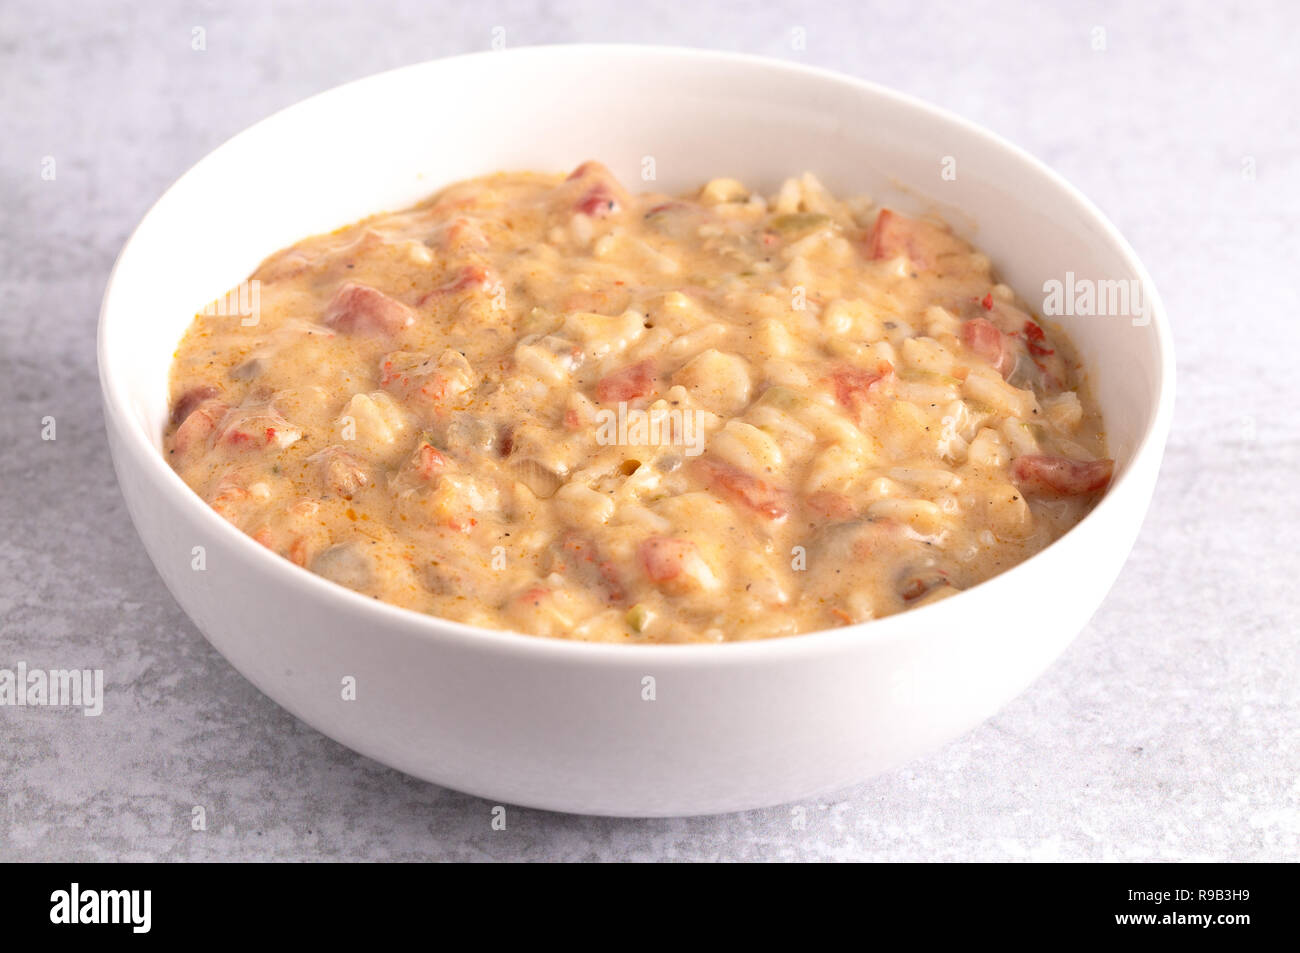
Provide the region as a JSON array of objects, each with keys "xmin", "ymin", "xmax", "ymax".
[{"xmin": 99, "ymin": 45, "xmax": 1173, "ymax": 816}]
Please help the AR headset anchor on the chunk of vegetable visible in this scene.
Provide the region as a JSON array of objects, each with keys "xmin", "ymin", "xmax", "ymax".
[
  {"xmin": 625, "ymin": 603, "xmax": 655, "ymax": 632},
  {"xmin": 962, "ymin": 317, "xmax": 1014, "ymax": 379},
  {"xmin": 216, "ymin": 405, "xmax": 302, "ymax": 451},
  {"xmin": 170, "ymin": 385, "xmax": 220, "ymax": 427},
  {"xmin": 565, "ymin": 161, "xmax": 629, "ymax": 219},
  {"xmin": 1011, "ymin": 454, "xmax": 1114, "ymax": 496},
  {"xmin": 830, "ymin": 361, "xmax": 893, "ymax": 416},
  {"xmin": 638, "ymin": 537, "xmax": 720, "ymax": 592},
  {"xmin": 323, "ymin": 282, "xmax": 415, "ymax": 335},
  {"xmin": 696, "ymin": 458, "xmax": 788, "ymax": 521},
  {"xmin": 596, "ymin": 359, "xmax": 658, "ymax": 403},
  {"xmin": 865, "ymin": 209, "xmax": 965, "ymax": 269},
  {"xmin": 171, "ymin": 398, "xmax": 229, "ymax": 454},
  {"xmin": 768, "ymin": 212, "xmax": 832, "ymax": 236}
]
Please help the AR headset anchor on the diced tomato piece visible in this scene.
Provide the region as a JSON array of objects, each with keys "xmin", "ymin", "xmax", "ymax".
[
  {"xmin": 696, "ymin": 458, "xmax": 788, "ymax": 521},
  {"xmin": 216, "ymin": 406, "xmax": 301, "ymax": 450},
  {"xmin": 595, "ymin": 359, "xmax": 657, "ymax": 403},
  {"xmin": 865, "ymin": 209, "xmax": 962, "ymax": 269},
  {"xmin": 323, "ymin": 282, "xmax": 415, "ymax": 335},
  {"xmin": 575, "ymin": 184, "xmax": 620, "ymax": 218},
  {"xmin": 171, "ymin": 385, "xmax": 220, "ymax": 427},
  {"xmin": 1023, "ymin": 320, "xmax": 1055, "ymax": 357},
  {"xmin": 1011, "ymin": 454, "xmax": 1114, "ymax": 496},
  {"xmin": 962, "ymin": 317, "xmax": 1015, "ymax": 378},
  {"xmin": 565, "ymin": 161, "xmax": 628, "ymax": 219},
  {"xmin": 638, "ymin": 537, "xmax": 696, "ymax": 583},
  {"xmin": 171, "ymin": 398, "xmax": 228, "ymax": 454},
  {"xmin": 415, "ymin": 443, "xmax": 451, "ymax": 480},
  {"xmin": 380, "ymin": 351, "xmax": 475, "ymax": 418},
  {"xmin": 866, "ymin": 209, "xmax": 902, "ymax": 260},
  {"xmin": 515, "ymin": 586, "xmax": 553, "ymax": 607},
  {"xmin": 830, "ymin": 361, "xmax": 893, "ymax": 415},
  {"xmin": 637, "ymin": 537, "xmax": 719, "ymax": 592},
  {"xmin": 417, "ymin": 264, "xmax": 489, "ymax": 305}
]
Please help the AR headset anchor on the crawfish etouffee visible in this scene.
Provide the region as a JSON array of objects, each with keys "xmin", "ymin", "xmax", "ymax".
[{"xmin": 166, "ymin": 162, "xmax": 1113, "ymax": 643}]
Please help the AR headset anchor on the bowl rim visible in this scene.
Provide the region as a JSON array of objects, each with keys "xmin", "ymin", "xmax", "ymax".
[{"xmin": 98, "ymin": 42, "xmax": 1175, "ymax": 665}]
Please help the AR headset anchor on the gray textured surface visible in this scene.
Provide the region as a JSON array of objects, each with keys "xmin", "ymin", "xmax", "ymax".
[{"xmin": 2, "ymin": 0, "xmax": 1297, "ymax": 861}]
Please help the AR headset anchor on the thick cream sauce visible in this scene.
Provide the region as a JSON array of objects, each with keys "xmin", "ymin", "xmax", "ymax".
[{"xmin": 166, "ymin": 163, "xmax": 1111, "ymax": 643}]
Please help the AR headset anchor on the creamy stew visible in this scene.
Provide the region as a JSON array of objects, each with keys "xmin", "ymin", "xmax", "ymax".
[{"xmin": 165, "ymin": 163, "xmax": 1112, "ymax": 643}]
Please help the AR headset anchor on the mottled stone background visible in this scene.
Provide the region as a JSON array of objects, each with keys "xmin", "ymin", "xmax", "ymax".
[{"xmin": 1, "ymin": 0, "xmax": 1296, "ymax": 861}]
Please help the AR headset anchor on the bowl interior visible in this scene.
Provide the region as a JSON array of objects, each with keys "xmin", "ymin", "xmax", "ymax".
[{"xmin": 103, "ymin": 44, "xmax": 1166, "ymax": 536}]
